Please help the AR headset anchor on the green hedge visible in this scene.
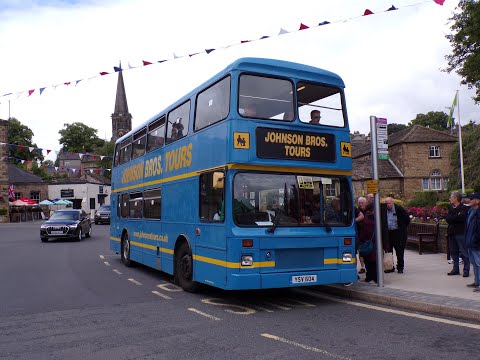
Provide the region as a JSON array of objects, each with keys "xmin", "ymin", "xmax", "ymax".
[{"xmin": 408, "ymin": 191, "xmax": 439, "ymax": 207}]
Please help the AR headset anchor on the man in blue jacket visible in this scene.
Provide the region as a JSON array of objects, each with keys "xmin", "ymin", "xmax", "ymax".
[{"xmin": 465, "ymin": 192, "xmax": 480, "ymax": 292}]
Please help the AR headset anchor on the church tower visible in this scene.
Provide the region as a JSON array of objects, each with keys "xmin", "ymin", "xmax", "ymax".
[{"xmin": 111, "ymin": 64, "xmax": 132, "ymax": 142}]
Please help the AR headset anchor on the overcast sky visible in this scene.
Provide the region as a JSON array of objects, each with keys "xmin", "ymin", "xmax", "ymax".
[{"xmin": 0, "ymin": 0, "xmax": 477, "ymax": 161}]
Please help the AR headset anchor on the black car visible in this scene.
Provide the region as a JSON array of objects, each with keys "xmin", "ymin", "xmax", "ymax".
[
  {"xmin": 40, "ymin": 209, "xmax": 92, "ymax": 242},
  {"xmin": 94, "ymin": 205, "xmax": 111, "ymax": 224}
]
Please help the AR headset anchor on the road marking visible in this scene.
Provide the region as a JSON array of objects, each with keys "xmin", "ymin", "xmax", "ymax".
[
  {"xmin": 103, "ymin": 261, "xmax": 110, "ymax": 266},
  {"xmin": 263, "ymin": 301, "xmax": 291, "ymax": 310},
  {"xmin": 295, "ymin": 289, "xmax": 480, "ymax": 330},
  {"xmin": 99, "ymin": 255, "xmax": 105, "ymax": 260},
  {"xmin": 201, "ymin": 298, "xmax": 256, "ymax": 315},
  {"xmin": 250, "ymin": 304, "xmax": 274, "ymax": 313},
  {"xmin": 112, "ymin": 269, "xmax": 122, "ymax": 275},
  {"xmin": 261, "ymin": 333, "xmax": 351, "ymax": 359},
  {"xmin": 188, "ymin": 308, "xmax": 221, "ymax": 321},
  {"xmin": 152, "ymin": 291, "xmax": 172, "ymax": 300},
  {"xmin": 285, "ymin": 298, "xmax": 316, "ymax": 307},
  {"xmin": 156, "ymin": 281, "xmax": 183, "ymax": 292},
  {"xmin": 127, "ymin": 278, "xmax": 142, "ymax": 286}
]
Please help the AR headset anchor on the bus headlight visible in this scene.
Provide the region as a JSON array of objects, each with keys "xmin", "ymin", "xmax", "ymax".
[
  {"xmin": 241, "ymin": 255, "xmax": 253, "ymax": 266},
  {"xmin": 342, "ymin": 252, "xmax": 353, "ymax": 262}
]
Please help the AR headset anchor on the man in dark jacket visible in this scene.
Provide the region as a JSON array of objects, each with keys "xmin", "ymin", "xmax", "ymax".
[
  {"xmin": 381, "ymin": 196, "xmax": 410, "ymax": 273},
  {"xmin": 465, "ymin": 192, "xmax": 480, "ymax": 292},
  {"xmin": 446, "ymin": 191, "xmax": 469, "ymax": 276}
]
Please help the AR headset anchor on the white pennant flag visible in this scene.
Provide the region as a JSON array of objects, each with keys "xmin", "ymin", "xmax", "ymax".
[
  {"xmin": 29, "ymin": 147, "xmax": 35, "ymax": 152},
  {"xmin": 100, "ymin": 156, "xmax": 105, "ymax": 160},
  {"xmin": 278, "ymin": 28, "xmax": 290, "ymax": 35}
]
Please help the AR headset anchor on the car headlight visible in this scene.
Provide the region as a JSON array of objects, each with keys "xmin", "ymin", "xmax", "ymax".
[
  {"xmin": 40, "ymin": 224, "xmax": 47, "ymax": 229},
  {"xmin": 69, "ymin": 223, "xmax": 78, "ymax": 229}
]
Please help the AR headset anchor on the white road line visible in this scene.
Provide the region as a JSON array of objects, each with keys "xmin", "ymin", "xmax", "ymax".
[
  {"xmin": 188, "ymin": 308, "xmax": 221, "ymax": 321},
  {"xmin": 103, "ymin": 261, "xmax": 110, "ymax": 266},
  {"xmin": 263, "ymin": 301, "xmax": 291, "ymax": 310},
  {"xmin": 112, "ymin": 269, "xmax": 122, "ymax": 275},
  {"xmin": 261, "ymin": 333, "xmax": 351, "ymax": 360},
  {"xmin": 285, "ymin": 298, "xmax": 316, "ymax": 307},
  {"xmin": 99, "ymin": 255, "xmax": 105, "ymax": 260},
  {"xmin": 152, "ymin": 291, "xmax": 172, "ymax": 300},
  {"xmin": 295, "ymin": 289, "xmax": 480, "ymax": 330},
  {"xmin": 127, "ymin": 278, "xmax": 142, "ymax": 286},
  {"xmin": 251, "ymin": 304, "xmax": 274, "ymax": 313}
]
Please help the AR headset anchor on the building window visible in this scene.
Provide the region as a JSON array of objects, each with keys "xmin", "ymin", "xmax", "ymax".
[
  {"xmin": 422, "ymin": 178, "xmax": 430, "ymax": 190},
  {"xmin": 429, "ymin": 145, "xmax": 440, "ymax": 158},
  {"xmin": 443, "ymin": 177, "xmax": 449, "ymax": 189},
  {"xmin": 14, "ymin": 192, "xmax": 22, "ymax": 200},
  {"xmin": 30, "ymin": 191, "xmax": 40, "ymax": 203},
  {"xmin": 431, "ymin": 177, "xmax": 442, "ymax": 190},
  {"xmin": 325, "ymin": 183, "xmax": 337, "ymax": 197}
]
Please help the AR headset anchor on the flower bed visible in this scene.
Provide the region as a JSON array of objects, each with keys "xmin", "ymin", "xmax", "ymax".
[{"xmin": 406, "ymin": 206, "xmax": 448, "ymax": 224}]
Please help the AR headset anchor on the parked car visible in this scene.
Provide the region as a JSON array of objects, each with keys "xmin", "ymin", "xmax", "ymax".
[
  {"xmin": 40, "ymin": 209, "xmax": 92, "ymax": 242},
  {"xmin": 94, "ymin": 205, "xmax": 111, "ymax": 224}
]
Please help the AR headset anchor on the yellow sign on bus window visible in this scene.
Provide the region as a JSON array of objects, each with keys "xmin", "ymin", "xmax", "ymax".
[
  {"xmin": 340, "ymin": 142, "xmax": 351, "ymax": 157},
  {"xmin": 234, "ymin": 132, "xmax": 250, "ymax": 149}
]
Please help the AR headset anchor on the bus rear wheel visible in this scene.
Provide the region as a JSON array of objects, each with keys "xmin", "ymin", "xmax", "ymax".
[
  {"xmin": 122, "ymin": 233, "xmax": 133, "ymax": 267},
  {"xmin": 175, "ymin": 242, "xmax": 199, "ymax": 293}
]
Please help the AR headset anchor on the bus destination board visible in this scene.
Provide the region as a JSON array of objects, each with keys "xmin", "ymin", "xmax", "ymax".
[{"xmin": 256, "ymin": 127, "xmax": 336, "ymax": 162}]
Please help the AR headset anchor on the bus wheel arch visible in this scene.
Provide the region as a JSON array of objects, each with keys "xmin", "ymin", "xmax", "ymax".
[
  {"xmin": 174, "ymin": 237, "xmax": 200, "ymax": 293},
  {"xmin": 121, "ymin": 229, "xmax": 133, "ymax": 267}
]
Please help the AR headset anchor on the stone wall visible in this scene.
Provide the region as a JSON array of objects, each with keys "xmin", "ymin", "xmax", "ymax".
[
  {"xmin": 353, "ymin": 178, "xmax": 403, "ymax": 200},
  {"xmin": 0, "ymin": 119, "xmax": 9, "ymax": 222}
]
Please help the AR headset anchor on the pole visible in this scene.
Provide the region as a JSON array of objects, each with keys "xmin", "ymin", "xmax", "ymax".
[
  {"xmin": 8, "ymin": 100, "xmax": 11, "ymax": 119},
  {"xmin": 370, "ymin": 116, "xmax": 384, "ymax": 287},
  {"xmin": 456, "ymin": 90, "xmax": 465, "ymax": 194}
]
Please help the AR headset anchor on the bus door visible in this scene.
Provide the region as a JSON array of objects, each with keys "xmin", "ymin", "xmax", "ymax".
[{"xmin": 195, "ymin": 171, "xmax": 227, "ymax": 288}]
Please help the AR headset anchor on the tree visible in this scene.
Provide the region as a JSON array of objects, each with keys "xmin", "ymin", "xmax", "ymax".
[
  {"xmin": 7, "ymin": 118, "xmax": 44, "ymax": 162},
  {"xmin": 449, "ymin": 122, "xmax": 480, "ymax": 191},
  {"xmin": 58, "ymin": 122, "xmax": 105, "ymax": 153},
  {"xmin": 445, "ymin": 1, "xmax": 480, "ymax": 103},
  {"xmin": 93, "ymin": 140, "xmax": 114, "ymax": 179},
  {"xmin": 387, "ymin": 123, "xmax": 408, "ymax": 135},
  {"xmin": 408, "ymin": 111, "xmax": 450, "ymax": 131}
]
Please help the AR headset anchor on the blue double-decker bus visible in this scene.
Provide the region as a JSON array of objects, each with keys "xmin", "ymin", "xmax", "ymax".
[{"xmin": 110, "ymin": 57, "xmax": 356, "ymax": 291}]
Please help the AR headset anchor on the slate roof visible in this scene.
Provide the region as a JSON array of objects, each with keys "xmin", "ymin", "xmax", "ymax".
[
  {"xmin": 352, "ymin": 158, "xmax": 403, "ymax": 180},
  {"xmin": 352, "ymin": 125, "xmax": 457, "ymax": 158},
  {"xmin": 8, "ymin": 164, "xmax": 44, "ymax": 183}
]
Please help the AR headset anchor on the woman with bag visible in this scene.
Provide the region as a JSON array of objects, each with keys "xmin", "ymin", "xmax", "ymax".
[{"xmin": 359, "ymin": 203, "xmax": 377, "ymax": 283}]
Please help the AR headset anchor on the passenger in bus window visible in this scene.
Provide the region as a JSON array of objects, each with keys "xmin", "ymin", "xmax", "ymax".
[
  {"xmin": 243, "ymin": 103, "xmax": 257, "ymax": 117},
  {"xmin": 309, "ymin": 110, "xmax": 321, "ymax": 125},
  {"xmin": 171, "ymin": 122, "xmax": 184, "ymax": 141}
]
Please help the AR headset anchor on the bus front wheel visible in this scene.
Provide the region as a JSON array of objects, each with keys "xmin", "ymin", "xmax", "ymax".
[
  {"xmin": 122, "ymin": 234, "xmax": 133, "ymax": 267},
  {"xmin": 175, "ymin": 242, "xmax": 199, "ymax": 293}
]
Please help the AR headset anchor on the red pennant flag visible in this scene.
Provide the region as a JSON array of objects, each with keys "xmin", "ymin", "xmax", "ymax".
[
  {"xmin": 142, "ymin": 60, "xmax": 152, "ymax": 66},
  {"xmin": 28, "ymin": 89, "xmax": 35, "ymax": 96},
  {"xmin": 64, "ymin": 82, "xmax": 71, "ymax": 86},
  {"xmin": 299, "ymin": 23, "xmax": 309, "ymax": 30},
  {"xmin": 433, "ymin": 0, "xmax": 445, "ymax": 5},
  {"xmin": 18, "ymin": 146, "xmax": 26, "ymax": 151},
  {"xmin": 47, "ymin": 150, "xmax": 51, "ymax": 154},
  {"xmin": 363, "ymin": 9, "xmax": 374, "ymax": 15},
  {"xmin": 92, "ymin": 155, "xmax": 97, "ymax": 160},
  {"xmin": 99, "ymin": 71, "xmax": 109, "ymax": 75},
  {"xmin": 95, "ymin": 169, "xmax": 100, "ymax": 174}
]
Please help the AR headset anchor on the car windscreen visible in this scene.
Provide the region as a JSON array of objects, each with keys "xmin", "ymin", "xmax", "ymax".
[
  {"xmin": 99, "ymin": 206, "xmax": 111, "ymax": 211},
  {"xmin": 50, "ymin": 212, "xmax": 79, "ymax": 221}
]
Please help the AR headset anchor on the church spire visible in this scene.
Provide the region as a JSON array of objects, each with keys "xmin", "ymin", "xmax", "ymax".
[{"xmin": 111, "ymin": 62, "xmax": 132, "ymax": 142}]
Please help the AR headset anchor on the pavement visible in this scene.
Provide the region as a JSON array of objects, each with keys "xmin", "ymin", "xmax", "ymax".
[{"xmin": 320, "ymin": 248, "xmax": 480, "ymax": 323}]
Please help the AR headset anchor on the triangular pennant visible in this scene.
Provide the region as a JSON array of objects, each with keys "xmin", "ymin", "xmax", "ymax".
[
  {"xmin": 318, "ymin": 21, "xmax": 330, "ymax": 26},
  {"xmin": 64, "ymin": 82, "xmax": 71, "ymax": 86},
  {"xmin": 99, "ymin": 71, "xmax": 109, "ymax": 76},
  {"xmin": 39, "ymin": 87, "xmax": 46, "ymax": 95},
  {"xmin": 205, "ymin": 49, "xmax": 215, "ymax": 54},
  {"xmin": 37, "ymin": 148, "xmax": 43, "ymax": 154},
  {"xmin": 114, "ymin": 66, "xmax": 122, "ymax": 72},
  {"xmin": 158, "ymin": 60, "xmax": 167, "ymax": 63},
  {"xmin": 173, "ymin": 53, "xmax": 181, "ymax": 59},
  {"xmin": 387, "ymin": 5, "xmax": 398, "ymax": 11},
  {"xmin": 240, "ymin": 40, "xmax": 251, "ymax": 43},
  {"xmin": 55, "ymin": 167, "xmax": 58, "ymax": 171},
  {"xmin": 29, "ymin": 147, "xmax": 35, "ymax": 152},
  {"xmin": 278, "ymin": 28, "xmax": 289, "ymax": 35},
  {"xmin": 75, "ymin": 80, "xmax": 82, "ymax": 85},
  {"xmin": 363, "ymin": 9, "xmax": 374, "ymax": 16},
  {"xmin": 142, "ymin": 60, "xmax": 152, "ymax": 66},
  {"xmin": 28, "ymin": 90, "xmax": 35, "ymax": 96},
  {"xmin": 47, "ymin": 149, "xmax": 51, "ymax": 155},
  {"xmin": 128, "ymin": 62, "xmax": 135, "ymax": 69},
  {"xmin": 299, "ymin": 23, "xmax": 309, "ymax": 30},
  {"xmin": 260, "ymin": 35, "xmax": 270, "ymax": 40},
  {"xmin": 79, "ymin": 153, "xmax": 84, "ymax": 159},
  {"xmin": 433, "ymin": 0, "xmax": 445, "ymax": 5},
  {"xmin": 188, "ymin": 53, "xmax": 199, "ymax": 57},
  {"xmin": 100, "ymin": 156, "xmax": 105, "ymax": 160}
]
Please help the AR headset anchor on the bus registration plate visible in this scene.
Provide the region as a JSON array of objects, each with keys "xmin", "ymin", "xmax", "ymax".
[{"xmin": 291, "ymin": 275, "xmax": 317, "ymax": 284}]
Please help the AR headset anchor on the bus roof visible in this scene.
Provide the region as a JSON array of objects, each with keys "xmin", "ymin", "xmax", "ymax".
[{"xmin": 116, "ymin": 57, "xmax": 345, "ymax": 144}]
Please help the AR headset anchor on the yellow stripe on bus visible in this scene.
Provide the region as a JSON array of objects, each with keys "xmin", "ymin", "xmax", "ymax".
[
  {"xmin": 111, "ymin": 238, "xmax": 351, "ymax": 266},
  {"xmin": 112, "ymin": 163, "xmax": 352, "ymax": 193}
]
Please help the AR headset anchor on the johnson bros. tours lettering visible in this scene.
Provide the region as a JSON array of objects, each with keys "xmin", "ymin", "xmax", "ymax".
[{"xmin": 256, "ymin": 127, "xmax": 335, "ymax": 162}]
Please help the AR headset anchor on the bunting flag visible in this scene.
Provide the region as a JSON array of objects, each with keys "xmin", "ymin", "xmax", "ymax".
[
  {"xmin": 0, "ymin": 142, "xmax": 112, "ymax": 160},
  {"xmin": 0, "ymin": 1, "xmax": 446, "ymax": 100},
  {"xmin": 9, "ymin": 185, "xmax": 15, "ymax": 199}
]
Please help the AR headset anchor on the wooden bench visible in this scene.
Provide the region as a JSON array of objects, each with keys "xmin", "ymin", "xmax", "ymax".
[{"xmin": 406, "ymin": 222, "xmax": 439, "ymax": 255}]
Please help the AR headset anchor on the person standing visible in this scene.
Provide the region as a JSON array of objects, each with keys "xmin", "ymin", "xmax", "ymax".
[
  {"xmin": 381, "ymin": 196, "xmax": 410, "ymax": 273},
  {"xmin": 367, "ymin": 193, "xmax": 374, "ymax": 204},
  {"xmin": 465, "ymin": 192, "xmax": 480, "ymax": 292},
  {"xmin": 356, "ymin": 197, "xmax": 367, "ymax": 274},
  {"xmin": 359, "ymin": 203, "xmax": 377, "ymax": 282},
  {"xmin": 446, "ymin": 191, "xmax": 470, "ymax": 276}
]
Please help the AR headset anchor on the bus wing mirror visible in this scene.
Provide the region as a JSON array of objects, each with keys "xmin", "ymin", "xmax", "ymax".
[{"xmin": 213, "ymin": 172, "xmax": 224, "ymax": 189}]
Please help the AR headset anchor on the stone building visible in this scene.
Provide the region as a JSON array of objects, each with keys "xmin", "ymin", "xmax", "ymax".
[
  {"xmin": 111, "ymin": 67, "xmax": 132, "ymax": 142},
  {"xmin": 0, "ymin": 119, "xmax": 9, "ymax": 219},
  {"xmin": 8, "ymin": 164, "xmax": 48, "ymax": 203},
  {"xmin": 352, "ymin": 125, "xmax": 458, "ymax": 199}
]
